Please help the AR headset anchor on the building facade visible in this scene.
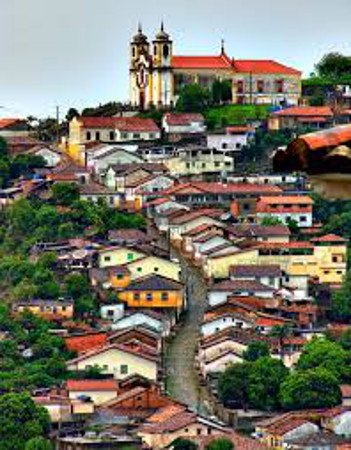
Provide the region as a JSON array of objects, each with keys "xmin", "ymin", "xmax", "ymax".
[{"xmin": 129, "ymin": 24, "xmax": 302, "ymax": 109}]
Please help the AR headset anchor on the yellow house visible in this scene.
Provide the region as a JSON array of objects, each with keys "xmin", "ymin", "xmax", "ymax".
[
  {"xmin": 66, "ymin": 343, "xmax": 158, "ymax": 381},
  {"xmin": 125, "ymin": 255, "xmax": 181, "ymax": 281},
  {"xmin": 98, "ymin": 247, "xmax": 146, "ymax": 268},
  {"xmin": 12, "ymin": 300, "xmax": 74, "ymax": 320},
  {"xmin": 257, "ymin": 235, "xmax": 347, "ymax": 284},
  {"xmin": 203, "ymin": 248, "xmax": 259, "ymax": 279},
  {"xmin": 118, "ymin": 274, "xmax": 184, "ymax": 309},
  {"xmin": 66, "ymin": 379, "xmax": 118, "ymax": 406}
]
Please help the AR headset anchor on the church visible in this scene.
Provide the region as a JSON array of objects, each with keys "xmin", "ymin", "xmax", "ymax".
[{"xmin": 129, "ymin": 23, "xmax": 302, "ymax": 110}]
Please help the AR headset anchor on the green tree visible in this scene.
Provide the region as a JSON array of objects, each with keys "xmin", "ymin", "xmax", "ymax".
[
  {"xmin": 211, "ymin": 80, "xmax": 232, "ymax": 105},
  {"xmin": 248, "ymin": 357, "xmax": 288, "ymax": 411},
  {"xmin": 65, "ymin": 273, "xmax": 90, "ymax": 298},
  {"xmin": 51, "ymin": 182, "xmax": 80, "ymax": 206},
  {"xmin": 25, "ymin": 437, "xmax": 52, "ymax": 450},
  {"xmin": 176, "ymin": 84, "xmax": 210, "ymax": 112},
  {"xmin": 316, "ymin": 52, "xmax": 351, "ymax": 80},
  {"xmin": 205, "ymin": 437, "xmax": 234, "ymax": 450},
  {"xmin": 0, "ymin": 137, "xmax": 8, "ymax": 157},
  {"xmin": 243, "ymin": 341, "xmax": 270, "ymax": 362},
  {"xmin": 170, "ymin": 438, "xmax": 198, "ymax": 450},
  {"xmin": 8, "ymin": 199, "xmax": 37, "ymax": 236},
  {"xmin": 297, "ymin": 338, "xmax": 349, "ymax": 382},
  {"xmin": 65, "ymin": 108, "xmax": 80, "ymax": 122},
  {"xmin": 280, "ymin": 368, "xmax": 341, "ymax": 410},
  {"xmin": 218, "ymin": 363, "xmax": 250, "ymax": 409},
  {"xmin": 260, "ymin": 216, "xmax": 283, "ymax": 226},
  {"xmin": 0, "ymin": 392, "xmax": 50, "ymax": 450},
  {"xmin": 331, "ymin": 271, "xmax": 351, "ymax": 321}
]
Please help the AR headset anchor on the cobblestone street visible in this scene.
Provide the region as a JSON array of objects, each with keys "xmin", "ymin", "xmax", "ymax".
[{"xmin": 165, "ymin": 249, "xmax": 211, "ymax": 416}]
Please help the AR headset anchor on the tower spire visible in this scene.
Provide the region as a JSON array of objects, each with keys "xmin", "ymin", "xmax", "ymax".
[
  {"xmin": 138, "ymin": 22, "xmax": 142, "ymax": 33},
  {"xmin": 221, "ymin": 38, "xmax": 225, "ymax": 55},
  {"xmin": 161, "ymin": 20, "xmax": 164, "ymax": 32}
]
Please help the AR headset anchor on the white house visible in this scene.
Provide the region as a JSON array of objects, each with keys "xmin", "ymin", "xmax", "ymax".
[
  {"xmin": 200, "ymin": 313, "xmax": 254, "ymax": 337},
  {"xmin": 100, "ymin": 304, "xmax": 125, "ymax": 322},
  {"xmin": 111, "ymin": 311, "xmax": 169, "ymax": 336},
  {"xmin": 162, "ymin": 113, "xmax": 206, "ymax": 135},
  {"xmin": 207, "ymin": 126, "xmax": 255, "ymax": 153},
  {"xmin": 229, "ymin": 265, "xmax": 281, "ymax": 290}
]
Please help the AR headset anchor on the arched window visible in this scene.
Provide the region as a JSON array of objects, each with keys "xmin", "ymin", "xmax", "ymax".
[
  {"xmin": 163, "ymin": 44, "xmax": 169, "ymax": 59},
  {"xmin": 132, "ymin": 46, "xmax": 136, "ymax": 57},
  {"xmin": 154, "ymin": 45, "xmax": 157, "ymax": 56}
]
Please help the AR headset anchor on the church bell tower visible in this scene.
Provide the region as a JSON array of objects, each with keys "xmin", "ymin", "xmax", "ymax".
[
  {"xmin": 152, "ymin": 22, "xmax": 173, "ymax": 108},
  {"xmin": 129, "ymin": 23, "xmax": 150, "ymax": 110}
]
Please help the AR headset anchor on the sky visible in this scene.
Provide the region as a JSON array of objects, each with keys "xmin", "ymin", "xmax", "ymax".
[{"xmin": 1, "ymin": 0, "xmax": 351, "ymax": 119}]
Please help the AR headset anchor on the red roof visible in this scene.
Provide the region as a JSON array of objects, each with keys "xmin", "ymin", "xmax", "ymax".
[
  {"xmin": 164, "ymin": 182, "xmax": 282, "ymax": 196},
  {"xmin": 78, "ymin": 116, "xmax": 159, "ymax": 132},
  {"xmin": 258, "ymin": 241, "xmax": 314, "ymax": 250},
  {"xmin": 311, "ymin": 234, "xmax": 347, "ymax": 243},
  {"xmin": 0, "ymin": 118, "xmax": 24, "ymax": 129},
  {"xmin": 233, "ymin": 60, "xmax": 301, "ymax": 75},
  {"xmin": 293, "ymin": 124, "xmax": 351, "ymax": 152},
  {"xmin": 164, "ymin": 113, "xmax": 204, "ymax": 126},
  {"xmin": 257, "ymin": 195, "xmax": 313, "ymax": 205},
  {"xmin": 226, "ymin": 126, "xmax": 254, "ymax": 134},
  {"xmin": 171, "ymin": 54, "xmax": 233, "ymax": 69},
  {"xmin": 66, "ymin": 379, "xmax": 118, "ymax": 391},
  {"xmin": 64, "ymin": 332, "xmax": 107, "ymax": 354},
  {"xmin": 256, "ymin": 317, "xmax": 291, "ymax": 327},
  {"xmin": 273, "ymin": 106, "xmax": 333, "ymax": 117}
]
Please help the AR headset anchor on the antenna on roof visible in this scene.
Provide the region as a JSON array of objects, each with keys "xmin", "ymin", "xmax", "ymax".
[
  {"xmin": 138, "ymin": 22, "xmax": 142, "ymax": 33},
  {"xmin": 221, "ymin": 38, "xmax": 225, "ymax": 55},
  {"xmin": 161, "ymin": 20, "xmax": 164, "ymax": 32}
]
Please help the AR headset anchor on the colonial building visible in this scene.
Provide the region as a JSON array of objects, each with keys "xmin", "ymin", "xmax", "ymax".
[{"xmin": 129, "ymin": 23, "xmax": 302, "ymax": 109}]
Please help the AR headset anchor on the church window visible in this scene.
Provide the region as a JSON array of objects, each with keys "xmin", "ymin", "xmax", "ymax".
[
  {"xmin": 154, "ymin": 45, "xmax": 157, "ymax": 56},
  {"xmin": 163, "ymin": 44, "xmax": 169, "ymax": 59},
  {"xmin": 86, "ymin": 131, "xmax": 91, "ymax": 141},
  {"xmin": 95, "ymin": 131, "xmax": 100, "ymax": 141}
]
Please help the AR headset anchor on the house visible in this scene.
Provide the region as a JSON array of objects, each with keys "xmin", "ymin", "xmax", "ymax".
[
  {"xmin": 100, "ymin": 304, "xmax": 125, "ymax": 322},
  {"xmin": 168, "ymin": 208, "xmax": 223, "ymax": 241},
  {"xmin": 64, "ymin": 332, "xmax": 108, "ymax": 354},
  {"xmin": 65, "ymin": 379, "xmax": 118, "ymax": 405},
  {"xmin": 207, "ymin": 279, "xmax": 276, "ymax": 307},
  {"xmin": 28, "ymin": 144, "xmax": 62, "ymax": 167},
  {"xmin": 0, "ymin": 118, "xmax": 32, "ymax": 138},
  {"xmin": 196, "ymin": 433, "xmax": 268, "ymax": 450},
  {"xmin": 66, "ymin": 343, "xmax": 159, "ymax": 381},
  {"xmin": 200, "ymin": 312, "xmax": 255, "ymax": 337},
  {"xmin": 12, "ymin": 299, "xmax": 74, "ymax": 320},
  {"xmin": 228, "ymin": 224, "xmax": 291, "ymax": 243},
  {"xmin": 164, "ymin": 181, "xmax": 283, "ymax": 208},
  {"xmin": 256, "ymin": 415, "xmax": 320, "ymax": 449},
  {"xmin": 0, "ymin": 186, "xmax": 24, "ymax": 208},
  {"xmin": 207, "ymin": 126, "xmax": 255, "ymax": 153},
  {"xmin": 107, "ymin": 325, "xmax": 162, "ymax": 353},
  {"xmin": 163, "ymin": 147, "xmax": 234, "ymax": 178},
  {"xmin": 104, "ymin": 163, "xmax": 168, "ymax": 191},
  {"xmin": 285, "ymin": 430, "xmax": 351, "ymax": 449},
  {"xmin": 230, "ymin": 265, "xmax": 281, "ymax": 290},
  {"xmin": 98, "ymin": 246, "xmax": 146, "ymax": 268},
  {"xmin": 268, "ymin": 106, "xmax": 334, "ymax": 131},
  {"xmin": 199, "ymin": 349, "xmax": 244, "ymax": 376},
  {"xmin": 85, "ymin": 143, "xmax": 143, "ymax": 173},
  {"xmin": 78, "ymin": 182, "xmax": 124, "ymax": 209},
  {"xmin": 111, "ymin": 311, "xmax": 169, "ymax": 336},
  {"xmin": 138, "ymin": 410, "xmax": 229, "ymax": 449},
  {"xmin": 311, "ymin": 234, "xmax": 348, "ymax": 284},
  {"xmin": 117, "ymin": 274, "xmax": 185, "ymax": 310},
  {"xmin": 107, "ymin": 229, "xmax": 151, "ymax": 246},
  {"xmin": 321, "ymin": 407, "xmax": 351, "ymax": 436},
  {"xmin": 67, "ymin": 116, "xmax": 161, "ymax": 164},
  {"xmin": 162, "ymin": 113, "xmax": 206, "ymax": 141},
  {"xmin": 256, "ymin": 195, "xmax": 314, "ymax": 228},
  {"xmin": 56, "ymin": 434, "xmax": 139, "ymax": 450},
  {"xmin": 124, "ymin": 255, "xmax": 182, "ymax": 281}
]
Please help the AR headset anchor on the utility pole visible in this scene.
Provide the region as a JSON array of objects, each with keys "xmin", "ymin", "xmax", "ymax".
[{"xmin": 56, "ymin": 105, "xmax": 60, "ymax": 143}]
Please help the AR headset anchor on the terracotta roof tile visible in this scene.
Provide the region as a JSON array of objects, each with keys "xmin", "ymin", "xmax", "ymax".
[
  {"xmin": 311, "ymin": 233, "xmax": 347, "ymax": 243},
  {"xmin": 79, "ymin": 116, "xmax": 159, "ymax": 132},
  {"xmin": 211, "ymin": 279, "xmax": 275, "ymax": 292},
  {"xmin": 233, "ymin": 59, "xmax": 301, "ymax": 75},
  {"xmin": 273, "ymin": 106, "xmax": 333, "ymax": 117},
  {"xmin": 171, "ymin": 54, "xmax": 233, "ymax": 69},
  {"xmin": 164, "ymin": 113, "xmax": 204, "ymax": 126},
  {"xmin": 66, "ymin": 379, "xmax": 118, "ymax": 391},
  {"xmin": 230, "ymin": 264, "xmax": 281, "ymax": 278},
  {"xmin": 198, "ymin": 432, "xmax": 268, "ymax": 450},
  {"xmin": 124, "ymin": 274, "xmax": 183, "ymax": 291},
  {"xmin": 0, "ymin": 118, "xmax": 24, "ymax": 129},
  {"xmin": 64, "ymin": 332, "xmax": 108, "ymax": 354}
]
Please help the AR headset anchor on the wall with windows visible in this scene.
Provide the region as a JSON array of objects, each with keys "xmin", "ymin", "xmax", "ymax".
[
  {"xmin": 98, "ymin": 248, "xmax": 146, "ymax": 268},
  {"xmin": 126, "ymin": 256, "xmax": 181, "ymax": 281},
  {"xmin": 118, "ymin": 289, "xmax": 183, "ymax": 308}
]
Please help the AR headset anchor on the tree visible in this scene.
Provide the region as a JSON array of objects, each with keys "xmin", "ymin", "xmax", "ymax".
[
  {"xmin": 331, "ymin": 271, "xmax": 351, "ymax": 321},
  {"xmin": 176, "ymin": 84, "xmax": 210, "ymax": 112},
  {"xmin": 218, "ymin": 363, "xmax": 250, "ymax": 409},
  {"xmin": 65, "ymin": 108, "xmax": 79, "ymax": 122},
  {"xmin": 211, "ymin": 80, "xmax": 232, "ymax": 105},
  {"xmin": 25, "ymin": 437, "xmax": 52, "ymax": 450},
  {"xmin": 248, "ymin": 357, "xmax": 288, "ymax": 411},
  {"xmin": 260, "ymin": 216, "xmax": 283, "ymax": 226},
  {"xmin": 0, "ymin": 137, "xmax": 8, "ymax": 158},
  {"xmin": 297, "ymin": 338, "xmax": 349, "ymax": 382},
  {"xmin": 8, "ymin": 199, "xmax": 37, "ymax": 236},
  {"xmin": 170, "ymin": 438, "xmax": 198, "ymax": 450},
  {"xmin": 243, "ymin": 341, "xmax": 270, "ymax": 362},
  {"xmin": 280, "ymin": 368, "xmax": 341, "ymax": 410},
  {"xmin": 0, "ymin": 392, "xmax": 50, "ymax": 450},
  {"xmin": 65, "ymin": 273, "xmax": 90, "ymax": 298},
  {"xmin": 205, "ymin": 438, "xmax": 234, "ymax": 450},
  {"xmin": 51, "ymin": 182, "xmax": 80, "ymax": 206},
  {"xmin": 316, "ymin": 52, "xmax": 351, "ymax": 80}
]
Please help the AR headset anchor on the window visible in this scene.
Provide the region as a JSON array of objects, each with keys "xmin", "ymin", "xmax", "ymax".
[
  {"xmin": 134, "ymin": 293, "xmax": 140, "ymax": 301},
  {"xmin": 86, "ymin": 131, "xmax": 91, "ymax": 141},
  {"xmin": 324, "ymin": 270, "xmax": 330, "ymax": 274},
  {"xmin": 62, "ymin": 306, "xmax": 67, "ymax": 311},
  {"xmin": 109, "ymin": 196, "xmax": 114, "ymax": 205},
  {"xmin": 95, "ymin": 131, "xmax": 100, "ymax": 141},
  {"xmin": 137, "ymin": 267, "xmax": 142, "ymax": 273},
  {"xmin": 161, "ymin": 292, "xmax": 169, "ymax": 301},
  {"xmin": 104, "ymin": 256, "xmax": 111, "ymax": 262},
  {"xmin": 109, "ymin": 131, "xmax": 114, "ymax": 140},
  {"xmin": 146, "ymin": 293, "xmax": 153, "ymax": 301},
  {"xmin": 268, "ymin": 277, "xmax": 275, "ymax": 286},
  {"xmin": 121, "ymin": 132, "xmax": 128, "ymax": 139},
  {"xmin": 332, "ymin": 256, "xmax": 338, "ymax": 263},
  {"xmin": 127, "ymin": 253, "xmax": 134, "ymax": 261},
  {"xmin": 237, "ymin": 80, "xmax": 244, "ymax": 94},
  {"xmin": 154, "ymin": 45, "xmax": 157, "ymax": 56},
  {"xmin": 163, "ymin": 44, "xmax": 169, "ymax": 58},
  {"xmin": 116, "ymin": 274, "xmax": 124, "ymax": 280},
  {"xmin": 257, "ymin": 80, "xmax": 264, "ymax": 93},
  {"xmin": 107, "ymin": 309, "xmax": 114, "ymax": 317},
  {"xmin": 154, "ymin": 267, "xmax": 159, "ymax": 272},
  {"xmin": 300, "ymin": 216, "xmax": 307, "ymax": 222},
  {"xmin": 197, "ymin": 429, "xmax": 202, "ymax": 436},
  {"xmin": 222, "ymin": 142, "xmax": 228, "ymax": 150},
  {"xmin": 236, "ymin": 143, "xmax": 241, "ymax": 149},
  {"xmin": 133, "ymin": 133, "xmax": 141, "ymax": 139},
  {"xmin": 276, "ymin": 79, "xmax": 284, "ymax": 93},
  {"xmin": 102, "ymin": 364, "xmax": 108, "ymax": 371},
  {"xmin": 120, "ymin": 364, "xmax": 128, "ymax": 375},
  {"xmin": 215, "ymin": 162, "xmax": 220, "ymax": 167}
]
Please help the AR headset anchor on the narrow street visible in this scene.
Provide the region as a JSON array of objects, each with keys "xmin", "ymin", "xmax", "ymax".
[{"xmin": 165, "ymin": 248, "xmax": 212, "ymax": 416}]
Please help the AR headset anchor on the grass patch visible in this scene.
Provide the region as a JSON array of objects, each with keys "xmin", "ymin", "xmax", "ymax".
[{"xmin": 205, "ymin": 104, "xmax": 270, "ymax": 128}]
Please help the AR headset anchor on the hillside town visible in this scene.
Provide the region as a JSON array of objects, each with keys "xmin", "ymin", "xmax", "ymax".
[{"xmin": 2, "ymin": 18, "xmax": 351, "ymax": 450}]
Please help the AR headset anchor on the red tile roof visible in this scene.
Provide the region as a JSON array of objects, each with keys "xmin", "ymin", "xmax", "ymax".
[
  {"xmin": 293, "ymin": 124, "xmax": 351, "ymax": 152},
  {"xmin": 64, "ymin": 332, "xmax": 107, "ymax": 354},
  {"xmin": 226, "ymin": 126, "xmax": 254, "ymax": 134},
  {"xmin": 211, "ymin": 279, "xmax": 275, "ymax": 292},
  {"xmin": 233, "ymin": 59, "xmax": 301, "ymax": 75},
  {"xmin": 171, "ymin": 54, "xmax": 233, "ymax": 69},
  {"xmin": 164, "ymin": 113, "xmax": 204, "ymax": 126},
  {"xmin": 257, "ymin": 195, "xmax": 313, "ymax": 205},
  {"xmin": 257, "ymin": 241, "xmax": 314, "ymax": 250},
  {"xmin": 273, "ymin": 106, "xmax": 333, "ymax": 117},
  {"xmin": 311, "ymin": 234, "xmax": 347, "ymax": 243},
  {"xmin": 256, "ymin": 316, "xmax": 290, "ymax": 327},
  {"xmin": 0, "ymin": 118, "xmax": 24, "ymax": 129},
  {"xmin": 198, "ymin": 433, "xmax": 268, "ymax": 450},
  {"xmin": 164, "ymin": 182, "xmax": 283, "ymax": 196},
  {"xmin": 66, "ymin": 379, "xmax": 118, "ymax": 391},
  {"xmin": 265, "ymin": 418, "xmax": 313, "ymax": 435},
  {"xmin": 78, "ymin": 116, "xmax": 159, "ymax": 132}
]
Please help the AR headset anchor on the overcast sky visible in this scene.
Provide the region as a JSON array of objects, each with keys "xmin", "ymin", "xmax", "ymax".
[{"xmin": 1, "ymin": 0, "xmax": 351, "ymax": 118}]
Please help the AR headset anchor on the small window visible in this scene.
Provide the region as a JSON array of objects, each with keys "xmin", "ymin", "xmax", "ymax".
[
  {"xmin": 104, "ymin": 256, "xmax": 111, "ymax": 262},
  {"xmin": 163, "ymin": 44, "xmax": 169, "ymax": 58},
  {"xmin": 137, "ymin": 267, "xmax": 142, "ymax": 273},
  {"xmin": 127, "ymin": 253, "xmax": 134, "ymax": 261},
  {"xmin": 109, "ymin": 196, "xmax": 114, "ymax": 205},
  {"xmin": 154, "ymin": 267, "xmax": 159, "ymax": 272},
  {"xmin": 133, "ymin": 133, "xmax": 141, "ymax": 139},
  {"xmin": 120, "ymin": 364, "xmax": 128, "ymax": 374},
  {"xmin": 95, "ymin": 131, "xmax": 100, "ymax": 141},
  {"xmin": 107, "ymin": 309, "xmax": 114, "ymax": 317},
  {"xmin": 161, "ymin": 292, "xmax": 169, "ymax": 301},
  {"xmin": 146, "ymin": 293, "xmax": 153, "ymax": 301},
  {"xmin": 86, "ymin": 131, "xmax": 91, "ymax": 141},
  {"xmin": 109, "ymin": 131, "xmax": 114, "ymax": 141},
  {"xmin": 324, "ymin": 270, "xmax": 330, "ymax": 275},
  {"xmin": 300, "ymin": 216, "xmax": 307, "ymax": 222},
  {"xmin": 134, "ymin": 293, "xmax": 140, "ymax": 301},
  {"xmin": 116, "ymin": 274, "xmax": 124, "ymax": 280},
  {"xmin": 222, "ymin": 142, "xmax": 228, "ymax": 150},
  {"xmin": 332, "ymin": 256, "xmax": 338, "ymax": 263}
]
